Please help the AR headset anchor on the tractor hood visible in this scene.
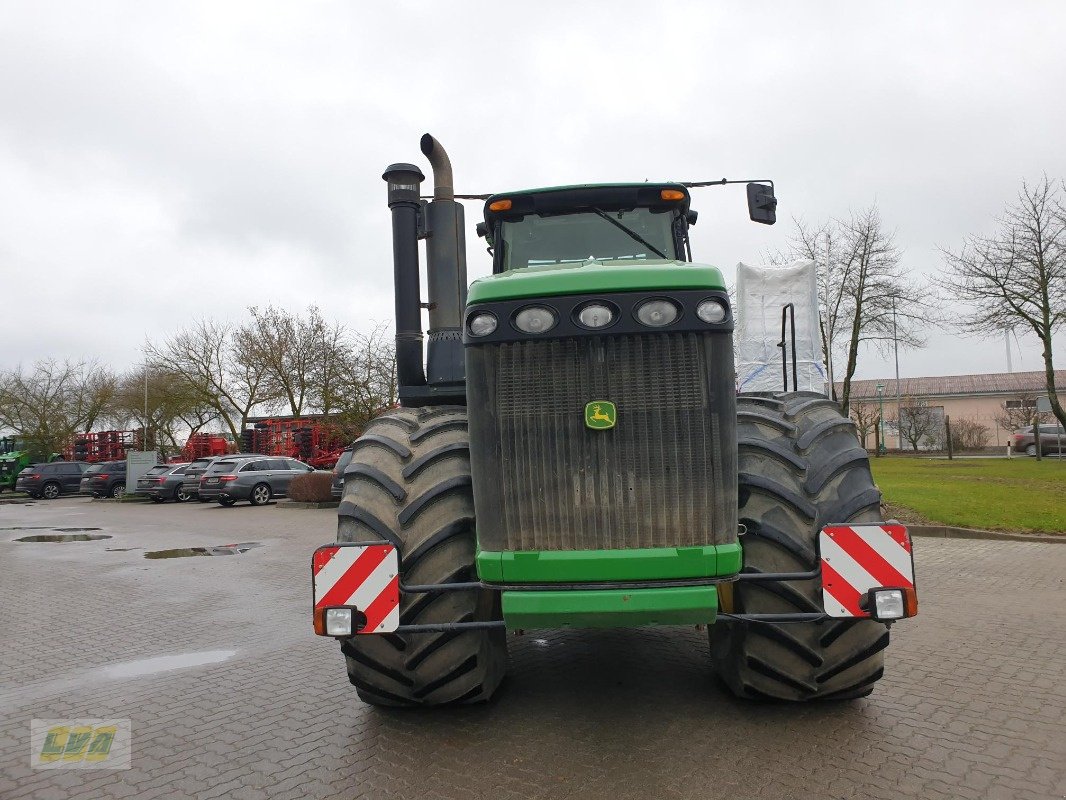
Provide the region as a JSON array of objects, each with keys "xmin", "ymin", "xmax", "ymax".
[{"xmin": 466, "ymin": 260, "xmax": 726, "ymax": 304}]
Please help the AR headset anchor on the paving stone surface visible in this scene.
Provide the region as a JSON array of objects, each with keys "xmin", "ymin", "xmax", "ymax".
[{"xmin": 1, "ymin": 498, "xmax": 1064, "ymax": 799}]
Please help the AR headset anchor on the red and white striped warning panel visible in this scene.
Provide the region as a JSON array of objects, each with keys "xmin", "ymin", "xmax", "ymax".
[
  {"xmin": 312, "ymin": 543, "xmax": 400, "ymax": 633},
  {"xmin": 819, "ymin": 524, "xmax": 915, "ymax": 618}
]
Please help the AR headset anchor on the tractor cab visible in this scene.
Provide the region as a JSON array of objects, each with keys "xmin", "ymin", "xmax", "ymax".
[{"xmin": 480, "ymin": 184, "xmax": 694, "ymax": 271}]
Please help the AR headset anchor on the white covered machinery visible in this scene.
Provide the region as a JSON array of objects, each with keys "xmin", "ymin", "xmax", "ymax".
[{"xmin": 735, "ymin": 259, "xmax": 827, "ymax": 394}]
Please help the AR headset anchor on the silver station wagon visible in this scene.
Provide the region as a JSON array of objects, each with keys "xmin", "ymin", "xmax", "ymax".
[{"xmin": 199, "ymin": 456, "xmax": 314, "ymax": 506}]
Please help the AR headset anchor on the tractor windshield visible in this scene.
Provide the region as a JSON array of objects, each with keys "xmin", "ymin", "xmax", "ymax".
[{"xmin": 499, "ymin": 207, "xmax": 678, "ymax": 270}]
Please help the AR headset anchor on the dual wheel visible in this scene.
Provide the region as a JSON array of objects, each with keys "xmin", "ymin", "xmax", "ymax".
[{"xmin": 338, "ymin": 394, "xmax": 889, "ymax": 706}]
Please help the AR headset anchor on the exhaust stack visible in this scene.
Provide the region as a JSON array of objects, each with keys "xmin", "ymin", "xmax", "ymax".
[
  {"xmin": 382, "ymin": 134, "xmax": 468, "ymax": 406},
  {"xmin": 420, "ymin": 134, "xmax": 467, "ymax": 388},
  {"xmin": 420, "ymin": 134, "xmax": 454, "ymax": 200}
]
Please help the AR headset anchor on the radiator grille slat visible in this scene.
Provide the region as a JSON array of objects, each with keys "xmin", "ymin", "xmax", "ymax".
[{"xmin": 468, "ymin": 333, "xmax": 737, "ymax": 552}]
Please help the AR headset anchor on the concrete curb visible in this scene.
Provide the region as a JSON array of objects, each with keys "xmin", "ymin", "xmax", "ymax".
[
  {"xmin": 909, "ymin": 525, "xmax": 1064, "ymax": 544},
  {"xmin": 280, "ymin": 500, "xmax": 340, "ymax": 510}
]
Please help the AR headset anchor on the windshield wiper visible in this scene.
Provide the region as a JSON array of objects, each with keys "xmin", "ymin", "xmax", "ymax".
[{"xmin": 588, "ymin": 208, "xmax": 668, "ymax": 259}]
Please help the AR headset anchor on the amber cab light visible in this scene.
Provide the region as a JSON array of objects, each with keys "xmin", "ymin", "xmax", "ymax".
[
  {"xmin": 660, "ymin": 189, "xmax": 685, "ymax": 201},
  {"xmin": 488, "ymin": 199, "xmax": 512, "ymax": 212}
]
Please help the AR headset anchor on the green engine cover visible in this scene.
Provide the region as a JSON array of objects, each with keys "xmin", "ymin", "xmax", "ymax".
[{"xmin": 467, "ymin": 259, "xmax": 726, "ymax": 304}]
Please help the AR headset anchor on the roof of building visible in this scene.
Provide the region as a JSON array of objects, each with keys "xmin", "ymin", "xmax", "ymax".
[{"xmin": 841, "ymin": 370, "xmax": 1066, "ymax": 400}]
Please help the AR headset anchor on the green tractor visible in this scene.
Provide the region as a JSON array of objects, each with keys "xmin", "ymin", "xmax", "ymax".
[
  {"xmin": 0, "ymin": 437, "xmax": 54, "ymax": 493},
  {"xmin": 312, "ymin": 135, "xmax": 917, "ymax": 705}
]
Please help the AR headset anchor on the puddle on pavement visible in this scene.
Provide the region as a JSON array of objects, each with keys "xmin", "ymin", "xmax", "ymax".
[
  {"xmin": 15, "ymin": 533, "xmax": 112, "ymax": 542},
  {"xmin": 106, "ymin": 547, "xmax": 140, "ymax": 552},
  {"xmin": 100, "ymin": 650, "xmax": 237, "ymax": 679},
  {"xmin": 143, "ymin": 542, "xmax": 263, "ymax": 559}
]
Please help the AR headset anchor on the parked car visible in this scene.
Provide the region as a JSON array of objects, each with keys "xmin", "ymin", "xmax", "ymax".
[
  {"xmin": 15, "ymin": 461, "xmax": 90, "ymax": 499},
  {"xmin": 79, "ymin": 461, "xmax": 128, "ymax": 498},
  {"xmin": 331, "ymin": 446, "xmax": 356, "ymax": 500},
  {"xmin": 199, "ymin": 456, "xmax": 314, "ymax": 506},
  {"xmin": 1012, "ymin": 424, "xmax": 1066, "ymax": 456},
  {"xmin": 136, "ymin": 463, "xmax": 191, "ymax": 503},
  {"xmin": 182, "ymin": 453, "xmax": 266, "ymax": 501}
]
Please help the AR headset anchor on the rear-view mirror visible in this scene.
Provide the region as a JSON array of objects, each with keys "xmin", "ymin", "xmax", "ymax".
[{"xmin": 746, "ymin": 182, "xmax": 777, "ymax": 225}]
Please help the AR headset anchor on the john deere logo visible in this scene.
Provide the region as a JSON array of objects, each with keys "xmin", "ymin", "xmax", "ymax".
[{"xmin": 585, "ymin": 401, "xmax": 616, "ymax": 430}]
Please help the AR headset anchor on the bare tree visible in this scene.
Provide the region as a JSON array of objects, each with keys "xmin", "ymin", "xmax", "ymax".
[
  {"xmin": 782, "ymin": 207, "xmax": 931, "ymax": 412},
  {"xmin": 893, "ymin": 397, "xmax": 940, "ymax": 452},
  {"xmin": 850, "ymin": 401, "xmax": 879, "ymax": 448},
  {"xmin": 941, "ymin": 177, "xmax": 1066, "ymax": 430},
  {"xmin": 111, "ymin": 366, "xmax": 220, "ymax": 459},
  {"xmin": 145, "ymin": 319, "xmax": 274, "ymax": 442},
  {"xmin": 235, "ymin": 305, "xmax": 325, "ymax": 418},
  {"xmin": 326, "ymin": 323, "xmax": 398, "ymax": 439},
  {"xmin": 994, "ymin": 393, "xmax": 1048, "ymax": 433},
  {"xmin": 0, "ymin": 359, "xmax": 116, "ymax": 458}
]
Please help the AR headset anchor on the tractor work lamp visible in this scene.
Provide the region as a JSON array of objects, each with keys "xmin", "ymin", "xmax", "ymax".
[
  {"xmin": 314, "ymin": 607, "xmax": 369, "ymax": 637},
  {"xmin": 866, "ymin": 587, "xmax": 918, "ymax": 621},
  {"xmin": 660, "ymin": 189, "xmax": 685, "ymax": 201}
]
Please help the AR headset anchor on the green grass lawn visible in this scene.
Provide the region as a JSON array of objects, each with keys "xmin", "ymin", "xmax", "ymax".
[{"xmin": 870, "ymin": 457, "xmax": 1066, "ymax": 534}]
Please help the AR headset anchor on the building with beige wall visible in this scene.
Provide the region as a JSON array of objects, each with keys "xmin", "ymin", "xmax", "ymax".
[{"xmin": 839, "ymin": 370, "xmax": 1066, "ymax": 450}]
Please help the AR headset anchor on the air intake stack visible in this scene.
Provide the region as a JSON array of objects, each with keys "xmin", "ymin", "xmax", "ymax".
[{"xmin": 382, "ymin": 135, "xmax": 468, "ymax": 406}]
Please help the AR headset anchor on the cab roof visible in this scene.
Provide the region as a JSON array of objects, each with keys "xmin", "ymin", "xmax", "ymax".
[{"xmin": 483, "ymin": 182, "xmax": 690, "ymax": 226}]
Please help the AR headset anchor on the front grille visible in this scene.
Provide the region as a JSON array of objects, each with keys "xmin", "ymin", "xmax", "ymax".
[{"xmin": 467, "ymin": 332, "xmax": 737, "ymax": 552}]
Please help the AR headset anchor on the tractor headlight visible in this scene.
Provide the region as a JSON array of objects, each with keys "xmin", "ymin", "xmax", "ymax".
[
  {"xmin": 324, "ymin": 608, "xmax": 354, "ymax": 636},
  {"xmin": 866, "ymin": 587, "xmax": 917, "ymax": 621},
  {"xmin": 513, "ymin": 306, "xmax": 558, "ymax": 334},
  {"xmin": 468, "ymin": 312, "xmax": 498, "ymax": 337},
  {"xmin": 696, "ymin": 299, "xmax": 728, "ymax": 324},
  {"xmin": 872, "ymin": 590, "xmax": 905, "ymax": 620},
  {"xmin": 576, "ymin": 303, "xmax": 616, "ymax": 329},
  {"xmin": 635, "ymin": 299, "xmax": 679, "ymax": 327}
]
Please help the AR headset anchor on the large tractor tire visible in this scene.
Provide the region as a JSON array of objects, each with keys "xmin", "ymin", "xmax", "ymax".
[
  {"xmin": 337, "ymin": 406, "xmax": 507, "ymax": 707},
  {"xmin": 710, "ymin": 392, "xmax": 890, "ymax": 701}
]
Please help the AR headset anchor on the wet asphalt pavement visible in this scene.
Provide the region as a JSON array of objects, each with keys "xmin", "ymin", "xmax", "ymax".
[{"xmin": 1, "ymin": 497, "xmax": 1065, "ymax": 800}]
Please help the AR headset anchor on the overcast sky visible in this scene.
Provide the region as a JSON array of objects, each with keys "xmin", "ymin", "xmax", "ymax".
[{"xmin": 2, "ymin": 1, "xmax": 1064, "ymax": 381}]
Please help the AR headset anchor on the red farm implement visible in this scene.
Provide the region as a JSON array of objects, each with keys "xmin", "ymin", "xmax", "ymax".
[
  {"xmin": 240, "ymin": 418, "xmax": 348, "ymax": 469},
  {"xmin": 64, "ymin": 430, "xmax": 142, "ymax": 463},
  {"xmin": 180, "ymin": 434, "xmax": 233, "ymax": 462}
]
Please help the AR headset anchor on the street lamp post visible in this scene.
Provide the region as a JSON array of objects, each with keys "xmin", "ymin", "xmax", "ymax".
[{"xmin": 877, "ymin": 382, "xmax": 886, "ymax": 455}]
